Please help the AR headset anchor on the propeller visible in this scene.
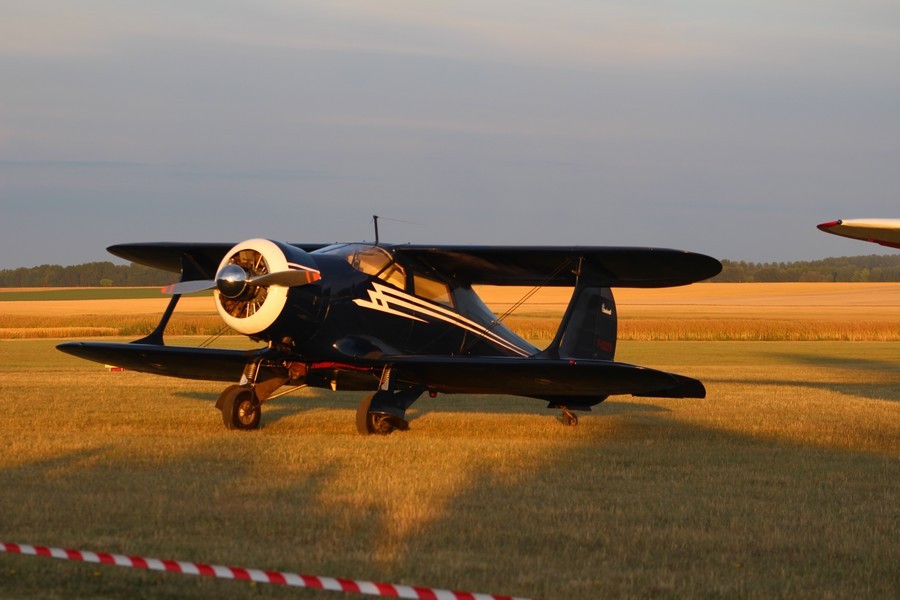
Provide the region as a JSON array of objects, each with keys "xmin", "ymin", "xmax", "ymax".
[
  {"xmin": 162, "ymin": 264, "xmax": 320, "ymax": 297},
  {"xmin": 170, "ymin": 239, "xmax": 322, "ymax": 334}
]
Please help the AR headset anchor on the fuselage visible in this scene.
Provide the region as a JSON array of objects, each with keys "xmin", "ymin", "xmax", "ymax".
[{"xmin": 264, "ymin": 243, "xmax": 539, "ymax": 361}]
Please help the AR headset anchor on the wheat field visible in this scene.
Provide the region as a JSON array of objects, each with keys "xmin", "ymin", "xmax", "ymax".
[
  {"xmin": 2, "ymin": 283, "xmax": 899, "ymax": 341},
  {"xmin": 483, "ymin": 282, "xmax": 900, "ymax": 342}
]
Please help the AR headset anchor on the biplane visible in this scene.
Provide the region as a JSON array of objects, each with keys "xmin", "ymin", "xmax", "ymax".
[{"xmin": 58, "ymin": 236, "xmax": 722, "ymax": 434}]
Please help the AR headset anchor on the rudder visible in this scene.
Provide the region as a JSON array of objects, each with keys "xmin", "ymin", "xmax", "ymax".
[{"xmin": 542, "ymin": 278, "xmax": 617, "ymax": 361}]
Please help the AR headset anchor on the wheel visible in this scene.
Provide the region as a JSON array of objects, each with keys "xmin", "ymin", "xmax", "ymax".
[
  {"xmin": 356, "ymin": 393, "xmax": 395, "ymax": 435},
  {"xmin": 366, "ymin": 413, "xmax": 396, "ymax": 435},
  {"xmin": 220, "ymin": 385, "xmax": 261, "ymax": 430},
  {"xmin": 561, "ymin": 408, "xmax": 578, "ymax": 427}
]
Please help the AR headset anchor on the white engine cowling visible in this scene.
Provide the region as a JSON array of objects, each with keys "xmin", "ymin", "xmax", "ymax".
[{"xmin": 214, "ymin": 239, "xmax": 317, "ymax": 336}]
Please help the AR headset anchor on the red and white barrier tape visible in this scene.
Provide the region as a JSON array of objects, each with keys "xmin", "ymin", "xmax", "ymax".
[{"xmin": 1, "ymin": 542, "xmax": 530, "ymax": 600}]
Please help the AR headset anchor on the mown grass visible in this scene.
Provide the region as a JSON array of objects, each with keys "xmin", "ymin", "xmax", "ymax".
[{"xmin": 1, "ymin": 338, "xmax": 898, "ymax": 599}]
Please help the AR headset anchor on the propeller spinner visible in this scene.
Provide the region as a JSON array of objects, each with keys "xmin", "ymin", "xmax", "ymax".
[{"xmin": 216, "ymin": 263, "xmax": 249, "ymax": 298}]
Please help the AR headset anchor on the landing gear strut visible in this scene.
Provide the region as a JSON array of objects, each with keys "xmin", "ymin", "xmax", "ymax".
[
  {"xmin": 216, "ymin": 360, "xmax": 293, "ymax": 431},
  {"xmin": 560, "ymin": 407, "xmax": 578, "ymax": 427},
  {"xmin": 219, "ymin": 385, "xmax": 261, "ymax": 430}
]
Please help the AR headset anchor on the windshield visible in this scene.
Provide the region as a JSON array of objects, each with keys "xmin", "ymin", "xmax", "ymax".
[{"xmin": 317, "ymin": 244, "xmax": 406, "ymax": 289}]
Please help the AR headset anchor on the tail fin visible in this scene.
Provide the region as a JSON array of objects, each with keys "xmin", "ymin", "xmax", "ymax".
[{"xmin": 542, "ymin": 278, "xmax": 617, "ymax": 361}]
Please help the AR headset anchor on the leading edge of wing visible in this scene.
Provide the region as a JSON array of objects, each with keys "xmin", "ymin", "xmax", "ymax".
[
  {"xmin": 391, "ymin": 245, "xmax": 722, "ymax": 287},
  {"xmin": 380, "ymin": 355, "xmax": 706, "ymax": 399},
  {"xmin": 107, "ymin": 242, "xmax": 332, "ymax": 274},
  {"xmin": 57, "ymin": 341, "xmax": 264, "ymax": 381}
]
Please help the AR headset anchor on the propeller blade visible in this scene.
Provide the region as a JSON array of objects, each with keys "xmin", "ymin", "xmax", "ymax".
[
  {"xmin": 162, "ymin": 280, "xmax": 216, "ymax": 295},
  {"xmin": 164, "ymin": 267, "xmax": 319, "ymax": 296},
  {"xmin": 247, "ymin": 269, "xmax": 321, "ymax": 288}
]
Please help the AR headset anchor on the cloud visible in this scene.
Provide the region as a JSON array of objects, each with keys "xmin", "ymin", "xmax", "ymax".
[{"xmin": 0, "ymin": 5, "xmax": 112, "ymax": 58}]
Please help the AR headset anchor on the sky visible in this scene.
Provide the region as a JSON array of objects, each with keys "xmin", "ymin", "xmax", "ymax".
[{"xmin": 2, "ymin": 1, "xmax": 899, "ymax": 269}]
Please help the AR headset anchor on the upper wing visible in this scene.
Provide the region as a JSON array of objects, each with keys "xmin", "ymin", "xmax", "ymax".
[
  {"xmin": 107, "ymin": 242, "xmax": 331, "ymax": 276},
  {"xmin": 817, "ymin": 219, "xmax": 900, "ymax": 250},
  {"xmin": 108, "ymin": 242, "xmax": 721, "ymax": 287},
  {"xmin": 391, "ymin": 245, "xmax": 722, "ymax": 287},
  {"xmin": 374, "ymin": 355, "xmax": 706, "ymax": 401}
]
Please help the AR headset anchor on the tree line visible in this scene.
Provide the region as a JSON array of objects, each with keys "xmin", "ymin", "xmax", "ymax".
[
  {"xmin": 1, "ymin": 254, "xmax": 899, "ymax": 287},
  {"xmin": 0, "ymin": 262, "xmax": 174, "ymax": 287},
  {"xmin": 712, "ymin": 254, "xmax": 900, "ymax": 283}
]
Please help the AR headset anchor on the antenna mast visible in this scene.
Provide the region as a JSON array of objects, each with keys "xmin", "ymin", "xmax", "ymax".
[{"xmin": 373, "ymin": 215, "xmax": 380, "ymax": 245}]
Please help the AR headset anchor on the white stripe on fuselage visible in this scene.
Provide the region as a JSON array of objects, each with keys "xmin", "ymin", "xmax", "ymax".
[{"xmin": 353, "ymin": 282, "xmax": 531, "ymax": 356}]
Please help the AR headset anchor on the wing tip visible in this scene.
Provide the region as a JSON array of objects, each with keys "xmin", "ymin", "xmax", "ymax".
[{"xmin": 817, "ymin": 220, "xmax": 843, "ymax": 232}]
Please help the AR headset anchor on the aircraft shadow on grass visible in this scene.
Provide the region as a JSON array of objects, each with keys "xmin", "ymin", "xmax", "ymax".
[
  {"xmin": 707, "ymin": 351, "xmax": 900, "ymax": 403},
  {"xmin": 769, "ymin": 352, "xmax": 900, "ymax": 373},
  {"xmin": 708, "ymin": 377, "xmax": 899, "ymax": 404}
]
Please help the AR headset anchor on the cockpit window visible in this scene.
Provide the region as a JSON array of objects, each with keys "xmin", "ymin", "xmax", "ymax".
[
  {"xmin": 378, "ymin": 262, "xmax": 406, "ymax": 289},
  {"xmin": 317, "ymin": 244, "xmax": 406, "ymax": 289},
  {"xmin": 414, "ymin": 274, "xmax": 453, "ymax": 307}
]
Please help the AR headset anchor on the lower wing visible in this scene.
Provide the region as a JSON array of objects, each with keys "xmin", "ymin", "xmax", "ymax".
[
  {"xmin": 57, "ymin": 342, "xmax": 262, "ymax": 381},
  {"xmin": 57, "ymin": 343, "xmax": 705, "ymax": 404}
]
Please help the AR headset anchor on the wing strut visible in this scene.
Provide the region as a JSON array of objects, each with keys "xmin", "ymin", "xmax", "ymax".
[
  {"xmin": 460, "ymin": 256, "xmax": 575, "ymax": 355},
  {"xmin": 134, "ymin": 293, "xmax": 181, "ymax": 346},
  {"xmin": 132, "ymin": 252, "xmax": 211, "ymax": 346}
]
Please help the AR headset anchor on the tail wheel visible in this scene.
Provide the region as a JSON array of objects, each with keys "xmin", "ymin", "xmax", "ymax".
[
  {"xmin": 560, "ymin": 408, "xmax": 578, "ymax": 427},
  {"xmin": 220, "ymin": 385, "xmax": 261, "ymax": 430}
]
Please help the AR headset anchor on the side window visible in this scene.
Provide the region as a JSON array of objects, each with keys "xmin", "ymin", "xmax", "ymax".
[
  {"xmin": 378, "ymin": 263, "xmax": 406, "ymax": 289},
  {"xmin": 414, "ymin": 274, "xmax": 453, "ymax": 307}
]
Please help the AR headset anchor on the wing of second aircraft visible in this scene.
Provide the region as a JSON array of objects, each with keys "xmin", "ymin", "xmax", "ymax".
[{"xmin": 817, "ymin": 219, "xmax": 900, "ymax": 249}]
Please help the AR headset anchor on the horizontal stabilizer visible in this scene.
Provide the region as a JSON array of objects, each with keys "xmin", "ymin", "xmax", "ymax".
[{"xmin": 632, "ymin": 372, "xmax": 707, "ymax": 398}]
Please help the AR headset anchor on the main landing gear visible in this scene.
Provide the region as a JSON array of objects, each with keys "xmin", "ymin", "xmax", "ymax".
[
  {"xmin": 216, "ymin": 369, "xmax": 292, "ymax": 431},
  {"xmin": 218, "ymin": 385, "xmax": 261, "ymax": 430},
  {"xmin": 356, "ymin": 387, "xmax": 423, "ymax": 435}
]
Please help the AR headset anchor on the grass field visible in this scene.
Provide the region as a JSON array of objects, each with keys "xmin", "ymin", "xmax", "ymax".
[
  {"xmin": 1, "ymin": 286, "xmax": 899, "ymax": 598},
  {"xmin": 1, "ymin": 338, "xmax": 898, "ymax": 598}
]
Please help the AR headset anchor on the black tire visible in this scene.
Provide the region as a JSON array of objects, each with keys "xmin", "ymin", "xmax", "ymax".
[
  {"xmin": 221, "ymin": 385, "xmax": 261, "ymax": 430},
  {"xmin": 356, "ymin": 393, "xmax": 395, "ymax": 436}
]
